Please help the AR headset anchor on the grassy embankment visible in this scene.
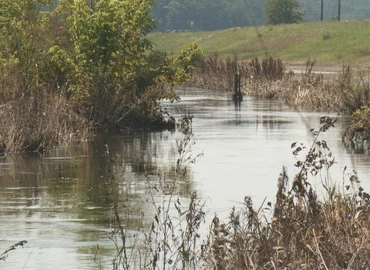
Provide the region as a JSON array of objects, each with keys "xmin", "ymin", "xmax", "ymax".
[
  {"xmin": 150, "ymin": 20, "xmax": 370, "ymax": 145},
  {"xmin": 148, "ymin": 20, "xmax": 370, "ymax": 67}
]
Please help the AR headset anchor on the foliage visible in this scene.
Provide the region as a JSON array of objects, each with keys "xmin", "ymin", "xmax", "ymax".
[
  {"xmin": 175, "ymin": 113, "xmax": 203, "ymax": 176},
  {"xmin": 343, "ymin": 106, "xmax": 370, "ymax": 147},
  {"xmin": 49, "ymin": 0, "xmax": 204, "ymax": 130},
  {"xmin": 0, "ymin": 0, "xmax": 203, "ymax": 152},
  {"xmin": 265, "ymin": 0, "xmax": 303, "ymax": 25},
  {"xmin": 190, "ymin": 55, "xmax": 285, "ymax": 93},
  {"xmin": 0, "ymin": 0, "xmax": 91, "ymax": 153},
  {"xmin": 150, "ymin": 0, "xmax": 370, "ymax": 31},
  {"xmin": 351, "ymin": 106, "xmax": 370, "ymax": 131},
  {"xmin": 143, "ymin": 189, "xmax": 206, "ymax": 269},
  {"xmin": 0, "ymin": 0, "xmax": 54, "ymax": 92},
  {"xmin": 151, "ymin": 0, "xmax": 267, "ymax": 31},
  {"xmin": 190, "ymin": 55, "xmax": 243, "ymax": 91},
  {"xmin": 0, "ymin": 91, "xmax": 91, "ymax": 153},
  {"xmin": 173, "ymin": 42, "xmax": 204, "ymax": 83}
]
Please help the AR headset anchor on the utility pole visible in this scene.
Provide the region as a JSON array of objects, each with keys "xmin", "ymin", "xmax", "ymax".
[
  {"xmin": 337, "ymin": 0, "xmax": 341, "ymax": 21},
  {"xmin": 321, "ymin": 0, "xmax": 324, "ymax": 21}
]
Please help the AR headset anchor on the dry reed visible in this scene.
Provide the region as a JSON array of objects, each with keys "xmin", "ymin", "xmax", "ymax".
[
  {"xmin": 101, "ymin": 114, "xmax": 206, "ymax": 270},
  {"xmin": 201, "ymin": 116, "xmax": 370, "ymax": 269},
  {"xmin": 0, "ymin": 88, "xmax": 90, "ymax": 153},
  {"xmin": 191, "ymin": 56, "xmax": 370, "ymax": 114}
]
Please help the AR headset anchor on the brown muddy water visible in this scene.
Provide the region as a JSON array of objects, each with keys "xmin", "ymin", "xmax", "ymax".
[{"xmin": 1, "ymin": 87, "xmax": 370, "ymax": 269}]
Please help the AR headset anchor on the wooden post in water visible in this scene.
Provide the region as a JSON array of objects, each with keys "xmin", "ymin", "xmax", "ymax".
[
  {"xmin": 337, "ymin": 0, "xmax": 341, "ymax": 21},
  {"xmin": 233, "ymin": 73, "xmax": 243, "ymax": 102}
]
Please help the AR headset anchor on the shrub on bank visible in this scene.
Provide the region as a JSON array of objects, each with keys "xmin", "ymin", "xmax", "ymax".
[{"xmin": 0, "ymin": 0, "xmax": 203, "ymax": 153}]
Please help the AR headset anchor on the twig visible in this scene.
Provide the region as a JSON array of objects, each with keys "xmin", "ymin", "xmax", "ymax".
[
  {"xmin": 0, "ymin": 240, "xmax": 27, "ymax": 261},
  {"xmin": 312, "ymin": 229, "xmax": 329, "ymax": 270}
]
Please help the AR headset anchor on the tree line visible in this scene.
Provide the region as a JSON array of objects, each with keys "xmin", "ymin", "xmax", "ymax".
[{"xmin": 151, "ymin": 0, "xmax": 370, "ymax": 31}]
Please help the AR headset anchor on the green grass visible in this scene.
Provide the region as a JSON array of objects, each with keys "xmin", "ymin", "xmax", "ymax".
[{"xmin": 148, "ymin": 20, "xmax": 370, "ymax": 66}]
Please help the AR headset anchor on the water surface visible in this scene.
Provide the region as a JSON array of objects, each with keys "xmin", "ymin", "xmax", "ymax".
[{"xmin": 1, "ymin": 87, "xmax": 369, "ymax": 269}]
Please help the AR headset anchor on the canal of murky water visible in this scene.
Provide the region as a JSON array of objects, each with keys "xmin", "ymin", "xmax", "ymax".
[{"xmin": 1, "ymin": 87, "xmax": 370, "ymax": 269}]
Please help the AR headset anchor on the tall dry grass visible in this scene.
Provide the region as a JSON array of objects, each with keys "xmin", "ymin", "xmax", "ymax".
[
  {"xmin": 201, "ymin": 116, "xmax": 370, "ymax": 269},
  {"xmin": 191, "ymin": 56, "xmax": 370, "ymax": 114},
  {"xmin": 97, "ymin": 114, "xmax": 205, "ymax": 270},
  {"xmin": 99, "ymin": 115, "xmax": 370, "ymax": 269},
  {"xmin": 189, "ymin": 54, "xmax": 248, "ymax": 91},
  {"xmin": 0, "ymin": 85, "xmax": 90, "ymax": 153},
  {"xmin": 337, "ymin": 65, "xmax": 370, "ymax": 115}
]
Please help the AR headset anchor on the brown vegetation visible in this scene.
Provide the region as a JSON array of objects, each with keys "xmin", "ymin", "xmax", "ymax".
[
  {"xmin": 191, "ymin": 55, "xmax": 370, "ymax": 151},
  {"xmin": 98, "ymin": 114, "xmax": 370, "ymax": 270},
  {"xmin": 191, "ymin": 56, "xmax": 370, "ymax": 114},
  {"xmin": 188, "ymin": 59, "xmax": 370, "ymax": 269},
  {"xmin": 0, "ymin": 87, "xmax": 90, "ymax": 154},
  {"xmin": 200, "ymin": 116, "xmax": 370, "ymax": 269},
  {"xmin": 99, "ymin": 114, "xmax": 205, "ymax": 269}
]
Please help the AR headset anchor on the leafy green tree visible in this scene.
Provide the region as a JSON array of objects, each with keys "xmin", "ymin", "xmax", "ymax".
[
  {"xmin": 49, "ymin": 0, "xmax": 203, "ymax": 129},
  {"xmin": 0, "ymin": 0, "xmax": 203, "ymax": 152},
  {"xmin": 265, "ymin": 0, "xmax": 303, "ymax": 25},
  {"xmin": 0, "ymin": 0, "xmax": 55, "ymax": 94},
  {"xmin": 151, "ymin": 0, "xmax": 267, "ymax": 31}
]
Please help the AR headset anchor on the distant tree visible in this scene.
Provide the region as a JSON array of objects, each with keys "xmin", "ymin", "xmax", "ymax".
[
  {"xmin": 151, "ymin": 0, "xmax": 268, "ymax": 31},
  {"xmin": 265, "ymin": 0, "xmax": 303, "ymax": 25}
]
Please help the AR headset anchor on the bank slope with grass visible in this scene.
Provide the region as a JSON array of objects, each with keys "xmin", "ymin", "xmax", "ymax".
[{"xmin": 149, "ymin": 20, "xmax": 370, "ymax": 66}]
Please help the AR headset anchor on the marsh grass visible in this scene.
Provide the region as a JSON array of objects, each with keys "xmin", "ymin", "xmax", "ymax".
[
  {"xmin": 142, "ymin": 185, "xmax": 206, "ymax": 269},
  {"xmin": 201, "ymin": 116, "xmax": 370, "ymax": 269},
  {"xmin": 189, "ymin": 54, "xmax": 246, "ymax": 91},
  {"xmin": 101, "ymin": 114, "xmax": 206, "ymax": 270},
  {"xmin": 175, "ymin": 113, "xmax": 203, "ymax": 176},
  {"xmin": 337, "ymin": 65, "xmax": 370, "ymax": 115},
  {"xmin": 0, "ymin": 85, "xmax": 90, "ymax": 153},
  {"xmin": 98, "ymin": 114, "xmax": 370, "ymax": 269},
  {"xmin": 192, "ymin": 56, "xmax": 370, "ymax": 114},
  {"xmin": 190, "ymin": 55, "xmax": 283, "ymax": 93}
]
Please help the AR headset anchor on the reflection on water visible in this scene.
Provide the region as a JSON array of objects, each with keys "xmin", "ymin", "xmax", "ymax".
[
  {"xmin": 0, "ymin": 131, "xmax": 194, "ymax": 269},
  {"xmin": 1, "ymin": 87, "xmax": 370, "ymax": 269}
]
